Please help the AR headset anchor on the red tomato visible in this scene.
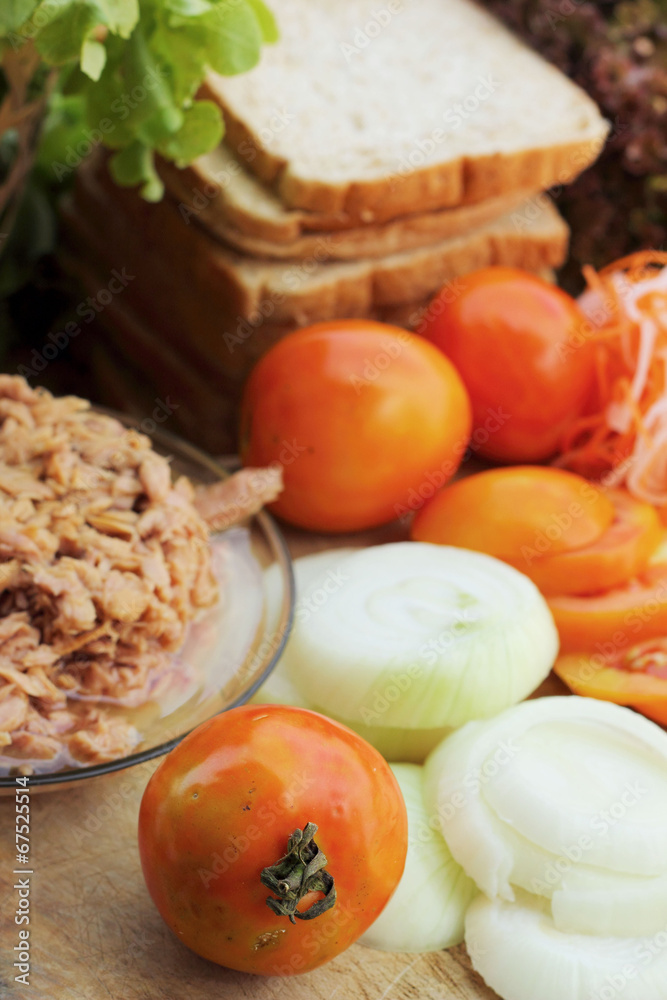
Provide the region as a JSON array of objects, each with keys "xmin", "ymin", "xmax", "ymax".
[
  {"xmin": 240, "ymin": 321, "xmax": 471, "ymax": 532},
  {"xmin": 419, "ymin": 267, "xmax": 594, "ymax": 462},
  {"xmin": 138, "ymin": 705, "xmax": 407, "ymax": 976},
  {"xmin": 555, "ymin": 641, "xmax": 667, "ymax": 727},
  {"xmin": 548, "ymin": 563, "xmax": 667, "ymax": 653},
  {"xmin": 411, "ymin": 466, "xmax": 614, "ymax": 562}
]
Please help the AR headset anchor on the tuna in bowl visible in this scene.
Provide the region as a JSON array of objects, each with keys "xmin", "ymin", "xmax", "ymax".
[{"xmin": 0, "ymin": 377, "xmax": 294, "ymax": 788}]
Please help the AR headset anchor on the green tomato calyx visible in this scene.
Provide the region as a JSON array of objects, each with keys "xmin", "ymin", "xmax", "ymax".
[{"xmin": 260, "ymin": 822, "xmax": 336, "ymax": 924}]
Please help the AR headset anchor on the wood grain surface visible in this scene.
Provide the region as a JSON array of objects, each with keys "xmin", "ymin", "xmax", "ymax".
[{"xmin": 0, "ymin": 523, "xmax": 556, "ymax": 1000}]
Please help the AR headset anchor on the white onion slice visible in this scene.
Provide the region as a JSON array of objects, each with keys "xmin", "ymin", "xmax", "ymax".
[
  {"xmin": 361, "ymin": 764, "xmax": 476, "ymax": 952},
  {"xmin": 257, "ymin": 550, "xmax": 451, "ymax": 760},
  {"xmin": 287, "ymin": 543, "xmax": 558, "ymax": 731},
  {"xmin": 465, "ymin": 890, "xmax": 667, "ymax": 1000},
  {"xmin": 256, "ymin": 549, "xmax": 451, "ymax": 759},
  {"xmin": 424, "ymin": 698, "xmax": 667, "ymax": 905},
  {"xmin": 255, "ymin": 549, "xmax": 359, "ymax": 709},
  {"xmin": 552, "ymin": 870, "xmax": 667, "ymax": 938}
]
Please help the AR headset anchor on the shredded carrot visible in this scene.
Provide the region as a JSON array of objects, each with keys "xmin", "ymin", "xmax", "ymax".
[
  {"xmin": 599, "ymin": 250, "xmax": 667, "ymax": 278},
  {"xmin": 556, "ymin": 252, "xmax": 667, "ymax": 510}
]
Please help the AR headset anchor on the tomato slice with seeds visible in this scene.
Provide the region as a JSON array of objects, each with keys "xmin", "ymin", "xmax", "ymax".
[
  {"xmin": 522, "ymin": 491, "xmax": 663, "ymax": 596},
  {"xmin": 555, "ymin": 639, "xmax": 667, "ymax": 727},
  {"xmin": 548, "ymin": 562, "xmax": 667, "ymax": 653}
]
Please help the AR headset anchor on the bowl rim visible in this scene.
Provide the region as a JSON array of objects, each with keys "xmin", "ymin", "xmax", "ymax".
[{"xmin": 0, "ymin": 413, "xmax": 295, "ymax": 788}]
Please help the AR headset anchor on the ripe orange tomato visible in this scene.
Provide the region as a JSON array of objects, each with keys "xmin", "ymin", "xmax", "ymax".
[
  {"xmin": 411, "ymin": 466, "xmax": 614, "ymax": 563},
  {"xmin": 555, "ymin": 642, "xmax": 667, "ymax": 727},
  {"xmin": 526, "ymin": 490, "xmax": 663, "ymax": 595},
  {"xmin": 548, "ymin": 562, "xmax": 667, "ymax": 653},
  {"xmin": 138, "ymin": 705, "xmax": 407, "ymax": 976},
  {"xmin": 418, "ymin": 267, "xmax": 594, "ymax": 462},
  {"xmin": 240, "ymin": 321, "xmax": 471, "ymax": 532}
]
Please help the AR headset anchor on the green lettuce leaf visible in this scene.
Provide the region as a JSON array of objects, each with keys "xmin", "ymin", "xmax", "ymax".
[
  {"xmin": 201, "ymin": 0, "xmax": 263, "ymax": 75},
  {"xmin": 34, "ymin": 2, "xmax": 100, "ymax": 65},
  {"xmin": 80, "ymin": 37, "xmax": 106, "ymax": 79},
  {"xmin": 94, "ymin": 0, "xmax": 139, "ymax": 37},
  {"xmin": 0, "ymin": 0, "xmax": 39, "ymax": 34},
  {"xmin": 156, "ymin": 98, "xmax": 223, "ymax": 164},
  {"xmin": 3, "ymin": 0, "xmax": 277, "ymax": 198},
  {"xmin": 245, "ymin": 0, "xmax": 278, "ymax": 43}
]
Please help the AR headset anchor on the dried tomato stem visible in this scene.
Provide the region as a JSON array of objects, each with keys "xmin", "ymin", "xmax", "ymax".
[{"xmin": 260, "ymin": 822, "xmax": 336, "ymax": 923}]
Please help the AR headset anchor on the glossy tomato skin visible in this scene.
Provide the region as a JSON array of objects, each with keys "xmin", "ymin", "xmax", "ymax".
[
  {"xmin": 419, "ymin": 267, "xmax": 594, "ymax": 462},
  {"xmin": 240, "ymin": 321, "xmax": 471, "ymax": 532},
  {"xmin": 411, "ymin": 466, "xmax": 614, "ymax": 561},
  {"xmin": 525, "ymin": 490, "xmax": 663, "ymax": 596},
  {"xmin": 138, "ymin": 705, "xmax": 407, "ymax": 976}
]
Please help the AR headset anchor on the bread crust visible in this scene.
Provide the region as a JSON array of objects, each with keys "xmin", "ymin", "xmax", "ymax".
[
  {"xmin": 61, "ymin": 177, "xmax": 565, "ymax": 415},
  {"xmin": 160, "ymin": 151, "xmax": 536, "ymax": 261},
  {"xmin": 70, "ymin": 160, "xmax": 569, "ymax": 332},
  {"xmin": 201, "ymin": 86, "xmax": 608, "ymax": 218},
  {"xmin": 274, "ymin": 130, "xmax": 609, "ymax": 216}
]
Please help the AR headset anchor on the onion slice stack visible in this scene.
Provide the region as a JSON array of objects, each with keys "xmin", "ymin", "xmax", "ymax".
[
  {"xmin": 425, "ymin": 697, "xmax": 667, "ymax": 999},
  {"xmin": 361, "ymin": 764, "xmax": 476, "ymax": 952}
]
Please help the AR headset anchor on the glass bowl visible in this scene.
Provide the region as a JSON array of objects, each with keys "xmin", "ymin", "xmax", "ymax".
[{"xmin": 0, "ymin": 418, "xmax": 295, "ymax": 790}]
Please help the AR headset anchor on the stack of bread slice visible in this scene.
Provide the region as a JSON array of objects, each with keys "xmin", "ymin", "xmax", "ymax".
[{"xmin": 61, "ymin": 0, "xmax": 608, "ymax": 452}]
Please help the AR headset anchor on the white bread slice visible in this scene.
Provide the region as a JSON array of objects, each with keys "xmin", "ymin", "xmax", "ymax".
[
  {"xmin": 158, "ymin": 145, "xmax": 536, "ymax": 256},
  {"xmin": 203, "ymin": 0, "xmax": 609, "ymax": 217},
  {"xmin": 72, "ymin": 162, "xmax": 569, "ymax": 329}
]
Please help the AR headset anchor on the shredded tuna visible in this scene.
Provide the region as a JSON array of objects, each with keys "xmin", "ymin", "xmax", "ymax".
[
  {"xmin": 0, "ymin": 377, "xmax": 281, "ymax": 769},
  {"xmin": 194, "ymin": 466, "xmax": 283, "ymax": 532}
]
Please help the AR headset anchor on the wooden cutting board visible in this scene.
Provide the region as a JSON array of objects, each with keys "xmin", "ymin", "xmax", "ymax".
[{"xmin": 0, "ymin": 523, "xmax": 562, "ymax": 1000}]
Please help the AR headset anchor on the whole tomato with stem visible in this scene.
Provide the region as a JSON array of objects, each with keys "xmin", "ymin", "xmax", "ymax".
[
  {"xmin": 138, "ymin": 704, "xmax": 408, "ymax": 976},
  {"xmin": 239, "ymin": 320, "xmax": 471, "ymax": 532},
  {"xmin": 418, "ymin": 267, "xmax": 594, "ymax": 463}
]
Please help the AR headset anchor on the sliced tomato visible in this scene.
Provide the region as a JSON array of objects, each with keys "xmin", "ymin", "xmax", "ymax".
[
  {"xmin": 548, "ymin": 562, "xmax": 667, "ymax": 653},
  {"xmin": 555, "ymin": 640, "xmax": 667, "ymax": 727},
  {"xmin": 518, "ymin": 491, "xmax": 663, "ymax": 596},
  {"xmin": 411, "ymin": 466, "xmax": 615, "ymax": 561}
]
